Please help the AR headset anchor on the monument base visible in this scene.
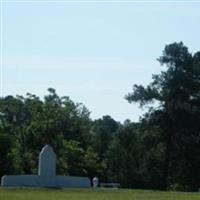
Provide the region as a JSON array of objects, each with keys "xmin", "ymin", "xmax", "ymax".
[{"xmin": 1, "ymin": 175, "xmax": 90, "ymax": 188}]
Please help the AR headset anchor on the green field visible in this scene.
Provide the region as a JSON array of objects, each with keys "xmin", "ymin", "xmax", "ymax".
[{"xmin": 0, "ymin": 188, "xmax": 199, "ymax": 200}]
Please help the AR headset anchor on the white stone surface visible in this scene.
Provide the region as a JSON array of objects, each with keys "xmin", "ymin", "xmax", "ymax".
[
  {"xmin": 92, "ymin": 177, "xmax": 99, "ymax": 188},
  {"xmin": 38, "ymin": 145, "xmax": 56, "ymax": 176},
  {"xmin": 1, "ymin": 175, "xmax": 90, "ymax": 188},
  {"xmin": 1, "ymin": 175, "xmax": 39, "ymax": 187}
]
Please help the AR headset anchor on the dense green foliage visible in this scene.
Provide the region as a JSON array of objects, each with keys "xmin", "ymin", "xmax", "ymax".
[
  {"xmin": 125, "ymin": 42, "xmax": 200, "ymax": 191},
  {"xmin": 1, "ymin": 188, "xmax": 200, "ymax": 200},
  {"xmin": 0, "ymin": 42, "xmax": 200, "ymax": 191}
]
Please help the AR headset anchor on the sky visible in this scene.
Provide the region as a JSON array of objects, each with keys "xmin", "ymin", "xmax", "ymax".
[{"xmin": 1, "ymin": 0, "xmax": 200, "ymax": 122}]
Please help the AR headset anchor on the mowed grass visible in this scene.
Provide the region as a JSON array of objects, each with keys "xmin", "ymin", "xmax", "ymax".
[{"xmin": 0, "ymin": 188, "xmax": 199, "ymax": 200}]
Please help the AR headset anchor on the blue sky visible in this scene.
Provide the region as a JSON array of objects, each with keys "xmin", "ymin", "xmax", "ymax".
[{"xmin": 1, "ymin": 1, "xmax": 200, "ymax": 122}]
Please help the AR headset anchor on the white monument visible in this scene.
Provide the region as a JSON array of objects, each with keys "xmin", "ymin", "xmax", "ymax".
[
  {"xmin": 1, "ymin": 144, "xmax": 90, "ymax": 188},
  {"xmin": 92, "ymin": 176, "xmax": 99, "ymax": 188},
  {"xmin": 38, "ymin": 145, "xmax": 56, "ymax": 176}
]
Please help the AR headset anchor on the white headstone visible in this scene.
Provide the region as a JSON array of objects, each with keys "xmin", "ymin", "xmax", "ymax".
[
  {"xmin": 92, "ymin": 176, "xmax": 99, "ymax": 188},
  {"xmin": 38, "ymin": 145, "xmax": 56, "ymax": 176}
]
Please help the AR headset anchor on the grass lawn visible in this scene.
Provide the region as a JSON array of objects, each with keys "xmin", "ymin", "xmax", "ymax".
[{"xmin": 0, "ymin": 188, "xmax": 199, "ymax": 200}]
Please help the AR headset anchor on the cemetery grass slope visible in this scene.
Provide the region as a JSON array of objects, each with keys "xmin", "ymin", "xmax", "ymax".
[{"xmin": 0, "ymin": 188, "xmax": 200, "ymax": 200}]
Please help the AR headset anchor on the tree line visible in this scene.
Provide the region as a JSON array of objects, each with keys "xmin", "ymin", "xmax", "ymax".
[{"xmin": 0, "ymin": 42, "xmax": 200, "ymax": 191}]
